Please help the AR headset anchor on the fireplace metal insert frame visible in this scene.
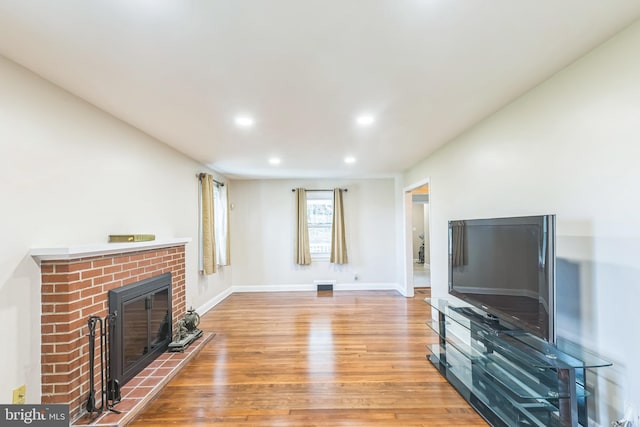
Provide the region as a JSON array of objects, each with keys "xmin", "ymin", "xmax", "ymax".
[{"xmin": 108, "ymin": 272, "xmax": 172, "ymax": 386}]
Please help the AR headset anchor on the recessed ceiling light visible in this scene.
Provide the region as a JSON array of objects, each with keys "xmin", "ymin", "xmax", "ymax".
[
  {"xmin": 345, "ymin": 156, "xmax": 356, "ymax": 164},
  {"xmin": 269, "ymin": 157, "xmax": 281, "ymax": 165},
  {"xmin": 355, "ymin": 115, "xmax": 375, "ymax": 127},
  {"xmin": 234, "ymin": 115, "xmax": 255, "ymax": 128}
]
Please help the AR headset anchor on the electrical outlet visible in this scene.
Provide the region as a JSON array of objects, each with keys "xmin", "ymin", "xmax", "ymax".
[{"xmin": 12, "ymin": 385, "xmax": 26, "ymax": 404}]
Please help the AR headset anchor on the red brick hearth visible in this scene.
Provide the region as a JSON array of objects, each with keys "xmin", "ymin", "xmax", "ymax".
[
  {"xmin": 31, "ymin": 239, "xmax": 191, "ymax": 422},
  {"xmin": 72, "ymin": 332, "xmax": 213, "ymax": 427}
]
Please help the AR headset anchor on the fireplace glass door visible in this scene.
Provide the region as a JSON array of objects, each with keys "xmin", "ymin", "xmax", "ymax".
[
  {"xmin": 109, "ymin": 273, "xmax": 172, "ymax": 385},
  {"xmin": 122, "ymin": 288, "xmax": 170, "ymax": 371}
]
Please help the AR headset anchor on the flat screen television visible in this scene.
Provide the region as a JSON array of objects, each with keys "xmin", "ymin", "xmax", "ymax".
[{"xmin": 448, "ymin": 215, "xmax": 556, "ymax": 342}]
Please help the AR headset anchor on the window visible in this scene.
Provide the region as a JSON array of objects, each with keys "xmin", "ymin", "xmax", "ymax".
[
  {"xmin": 306, "ymin": 191, "xmax": 333, "ymax": 258},
  {"xmin": 213, "ymin": 185, "xmax": 229, "ymax": 265}
]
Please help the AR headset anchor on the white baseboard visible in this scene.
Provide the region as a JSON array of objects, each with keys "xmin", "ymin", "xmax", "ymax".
[
  {"xmin": 231, "ymin": 284, "xmax": 315, "ymax": 293},
  {"xmin": 334, "ymin": 282, "xmax": 400, "ymax": 292},
  {"xmin": 232, "ymin": 282, "xmax": 401, "ymax": 293},
  {"xmin": 195, "ymin": 287, "xmax": 234, "ymax": 316}
]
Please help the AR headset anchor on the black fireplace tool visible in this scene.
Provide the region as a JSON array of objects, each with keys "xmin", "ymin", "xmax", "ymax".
[
  {"xmin": 85, "ymin": 314, "xmax": 121, "ymax": 417},
  {"xmin": 104, "ymin": 313, "xmax": 121, "ymax": 407},
  {"xmin": 85, "ymin": 316, "xmax": 101, "ymax": 414}
]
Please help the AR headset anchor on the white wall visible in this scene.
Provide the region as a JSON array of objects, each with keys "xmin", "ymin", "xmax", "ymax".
[
  {"xmin": 404, "ymin": 20, "xmax": 640, "ymax": 425},
  {"xmin": 0, "ymin": 56, "xmax": 232, "ymax": 403},
  {"xmin": 229, "ymin": 178, "xmax": 398, "ymax": 290}
]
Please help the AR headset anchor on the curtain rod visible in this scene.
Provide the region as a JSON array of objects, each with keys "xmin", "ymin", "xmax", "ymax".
[
  {"xmin": 196, "ymin": 173, "xmax": 224, "ymax": 187},
  {"xmin": 291, "ymin": 188, "xmax": 347, "ymax": 192}
]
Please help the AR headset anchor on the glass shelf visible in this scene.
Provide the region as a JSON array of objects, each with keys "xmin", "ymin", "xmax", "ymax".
[
  {"xmin": 425, "ymin": 297, "xmax": 612, "ymax": 370},
  {"xmin": 427, "ymin": 350, "xmax": 563, "ymax": 427},
  {"xmin": 424, "ymin": 297, "xmax": 612, "ymax": 427},
  {"xmin": 426, "ymin": 341, "xmax": 589, "ymax": 400}
]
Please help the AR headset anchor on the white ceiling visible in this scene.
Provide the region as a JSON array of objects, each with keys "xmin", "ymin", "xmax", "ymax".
[{"xmin": 1, "ymin": 1, "xmax": 639, "ymax": 179}]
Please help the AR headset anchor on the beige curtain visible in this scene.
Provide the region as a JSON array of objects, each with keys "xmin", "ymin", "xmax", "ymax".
[
  {"xmin": 201, "ymin": 174, "xmax": 217, "ymax": 274},
  {"xmin": 294, "ymin": 188, "xmax": 311, "ymax": 265},
  {"xmin": 451, "ymin": 220, "xmax": 465, "ymax": 267},
  {"xmin": 330, "ymin": 188, "xmax": 348, "ymax": 264}
]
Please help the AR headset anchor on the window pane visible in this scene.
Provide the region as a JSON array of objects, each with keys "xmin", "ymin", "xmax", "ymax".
[
  {"xmin": 307, "ymin": 195, "xmax": 333, "ymax": 255},
  {"xmin": 307, "ymin": 199, "xmax": 333, "ymax": 225},
  {"xmin": 213, "ymin": 186, "xmax": 228, "ymax": 265},
  {"xmin": 309, "ymin": 226, "xmax": 331, "ymax": 254}
]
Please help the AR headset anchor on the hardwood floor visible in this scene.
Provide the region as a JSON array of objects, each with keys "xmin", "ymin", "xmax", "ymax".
[{"xmin": 129, "ymin": 289, "xmax": 487, "ymax": 426}]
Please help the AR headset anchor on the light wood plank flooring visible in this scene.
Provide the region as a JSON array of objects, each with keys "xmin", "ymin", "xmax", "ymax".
[{"xmin": 130, "ymin": 289, "xmax": 487, "ymax": 426}]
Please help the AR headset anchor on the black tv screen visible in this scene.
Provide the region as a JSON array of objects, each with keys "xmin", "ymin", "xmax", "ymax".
[{"xmin": 448, "ymin": 215, "xmax": 556, "ymax": 342}]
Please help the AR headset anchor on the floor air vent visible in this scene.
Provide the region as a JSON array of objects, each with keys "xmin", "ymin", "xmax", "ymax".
[{"xmin": 314, "ymin": 280, "xmax": 335, "ymax": 291}]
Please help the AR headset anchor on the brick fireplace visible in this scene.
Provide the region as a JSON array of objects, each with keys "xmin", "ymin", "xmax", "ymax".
[{"xmin": 31, "ymin": 239, "xmax": 190, "ymax": 422}]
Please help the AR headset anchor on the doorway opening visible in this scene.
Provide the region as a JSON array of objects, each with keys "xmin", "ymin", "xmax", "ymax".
[{"xmin": 404, "ymin": 180, "xmax": 431, "ymax": 294}]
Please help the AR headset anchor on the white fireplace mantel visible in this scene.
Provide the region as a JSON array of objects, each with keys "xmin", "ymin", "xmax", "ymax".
[{"xmin": 30, "ymin": 237, "xmax": 191, "ymax": 262}]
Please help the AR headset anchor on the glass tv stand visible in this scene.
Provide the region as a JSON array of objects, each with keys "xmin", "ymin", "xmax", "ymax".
[{"xmin": 424, "ymin": 298, "xmax": 612, "ymax": 427}]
